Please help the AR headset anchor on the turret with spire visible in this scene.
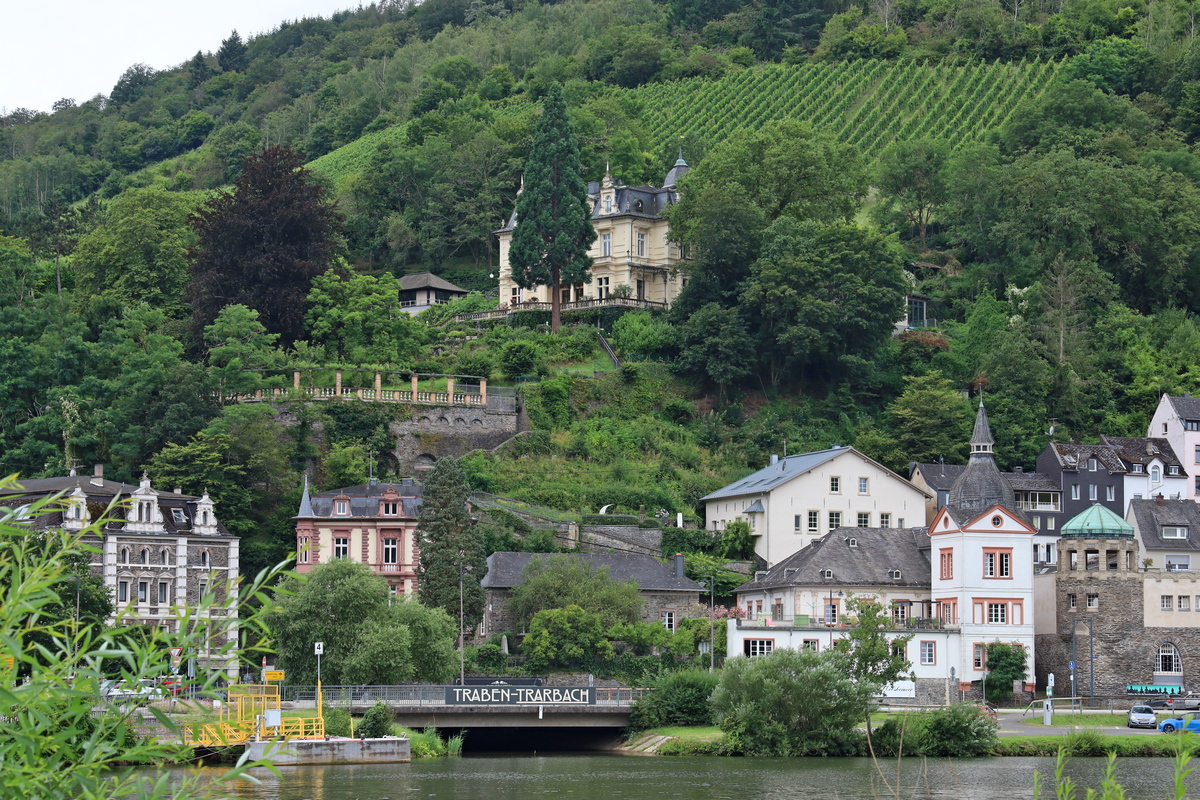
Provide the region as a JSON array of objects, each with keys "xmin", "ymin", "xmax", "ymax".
[
  {"xmin": 946, "ymin": 399, "xmax": 1018, "ymax": 521},
  {"xmin": 664, "ymin": 144, "xmax": 689, "ymax": 188}
]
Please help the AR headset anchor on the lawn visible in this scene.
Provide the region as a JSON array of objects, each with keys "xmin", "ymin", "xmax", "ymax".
[
  {"xmin": 1019, "ymin": 712, "xmax": 1151, "ymax": 728},
  {"xmin": 640, "ymin": 726, "xmax": 723, "ymax": 742}
]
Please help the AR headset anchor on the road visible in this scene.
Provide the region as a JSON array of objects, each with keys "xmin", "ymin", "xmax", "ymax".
[{"xmin": 996, "ymin": 708, "xmax": 1162, "ymax": 737}]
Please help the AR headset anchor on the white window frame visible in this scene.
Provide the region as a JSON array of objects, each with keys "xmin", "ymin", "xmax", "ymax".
[
  {"xmin": 334, "ymin": 537, "xmax": 349, "ymax": 559},
  {"xmin": 746, "ymin": 639, "xmax": 773, "ymax": 657},
  {"xmin": 807, "ymin": 511, "xmax": 819, "ymax": 532},
  {"xmin": 158, "ymin": 582, "xmax": 169, "ymax": 604},
  {"xmin": 1162, "ymin": 595, "xmax": 1174, "ymax": 611},
  {"xmin": 383, "ymin": 538, "xmax": 398, "ymax": 565},
  {"xmin": 601, "ymin": 233, "xmax": 611, "ymax": 256},
  {"xmin": 987, "ymin": 603, "xmax": 1007, "ymax": 623},
  {"xmin": 1181, "ymin": 596, "xmax": 1192, "ymax": 612},
  {"xmin": 1071, "ymin": 485, "xmax": 1080, "ymax": 500},
  {"xmin": 1106, "ymin": 485, "xmax": 1115, "ymax": 502},
  {"xmin": 118, "ymin": 581, "xmax": 128, "ymax": 603},
  {"xmin": 1163, "ymin": 526, "xmax": 1188, "ymax": 539},
  {"xmin": 660, "ymin": 610, "xmax": 675, "ymax": 631},
  {"xmin": 794, "ymin": 515, "xmax": 802, "ymax": 532},
  {"xmin": 858, "ymin": 477, "xmax": 869, "ymax": 494},
  {"xmin": 298, "ymin": 538, "xmax": 310, "ymax": 564},
  {"xmin": 830, "ymin": 476, "xmax": 841, "ymax": 493},
  {"xmin": 880, "ymin": 513, "xmax": 891, "ymax": 528},
  {"xmin": 920, "ymin": 641, "xmax": 936, "ymax": 665},
  {"xmin": 636, "ymin": 230, "xmax": 646, "ymax": 257},
  {"xmin": 857, "ymin": 512, "xmax": 871, "ymax": 528},
  {"xmin": 1088, "ymin": 485, "xmax": 1097, "ymax": 501},
  {"xmin": 828, "ymin": 511, "xmax": 841, "ymax": 530},
  {"xmin": 1086, "ymin": 593, "xmax": 1099, "ymax": 609}
]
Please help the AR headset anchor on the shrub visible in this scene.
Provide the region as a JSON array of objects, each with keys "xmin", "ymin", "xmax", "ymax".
[
  {"xmin": 710, "ymin": 649, "xmax": 875, "ymax": 756},
  {"xmin": 660, "ymin": 526, "xmax": 718, "ymax": 556},
  {"xmin": 630, "ymin": 669, "xmax": 720, "ymax": 730},
  {"xmin": 357, "ymin": 701, "xmax": 395, "ymax": 739},
  {"xmin": 524, "ymin": 605, "xmax": 614, "ymax": 671},
  {"xmin": 455, "ymin": 351, "xmax": 493, "ymax": 379},
  {"xmin": 324, "ymin": 707, "xmax": 352, "ymax": 737},
  {"xmin": 499, "ymin": 340, "xmax": 540, "ymax": 377},
  {"xmin": 871, "ymin": 714, "xmax": 928, "ymax": 757},
  {"xmin": 920, "ymin": 704, "xmax": 999, "ymax": 757},
  {"xmin": 475, "ymin": 643, "xmax": 507, "ymax": 672}
]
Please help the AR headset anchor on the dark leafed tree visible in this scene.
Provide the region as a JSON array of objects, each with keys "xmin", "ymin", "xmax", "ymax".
[
  {"xmin": 417, "ymin": 457, "xmax": 486, "ymax": 637},
  {"xmin": 109, "ymin": 63, "xmax": 156, "ymax": 106},
  {"xmin": 217, "ymin": 30, "xmax": 248, "ymax": 73},
  {"xmin": 187, "ymin": 147, "xmax": 341, "ymax": 343},
  {"xmin": 187, "ymin": 51, "xmax": 213, "ymax": 90},
  {"xmin": 509, "ymin": 82, "xmax": 595, "ymax": 332}
]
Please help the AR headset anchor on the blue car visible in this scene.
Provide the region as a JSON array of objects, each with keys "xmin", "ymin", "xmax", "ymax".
[{"xmin": 1157, "ymin": 712, "xmax": 1200, "ymax": 733}]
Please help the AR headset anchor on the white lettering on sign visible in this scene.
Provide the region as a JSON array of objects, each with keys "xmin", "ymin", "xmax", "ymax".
[{"xmin": 444, "ymin": 687, "xmax": 595, "ymax": 705}]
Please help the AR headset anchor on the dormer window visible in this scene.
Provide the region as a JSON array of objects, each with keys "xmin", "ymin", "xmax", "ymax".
[
  {"xmin": 890, "ymin": 569, "xmax": 903, "ymax": 580},
  {"xmin": 1152, "ymin": 466, "xmax": 1161, "ymax": 482},
  {"xmin": 822, "ymin": 569, "xmax": 833, "ymax": 579},
  {"xmin": 1088, "ymin": 457, "xmax": 1098, "ymax": 471},
  {"xmin": 336, "ymin": 500, "xmax": 349, "ymax": 515},
  {"xmin": 604, "ymin": 195, "xmax": 612, "ymax": 214},
  {"xmin": 1170, "ymin": 466, "xmax": 1181, "ymax": 475},
  {"xmin": 172, "ymin": 508, "xmax": 187, "ymax": 525},
  {"xmin": 382, "ymin": 502, "xmax": 399, "ymax": 516},
  {"xmin": 848, "ymin": 538, "xmax": 858, "ymax": 548},
  {"xmin": 1163, "ymin": 526, "xmax": 1189, "ymax": 539},
  {"xmin": 1133, "ymin": 464, "xmax": 1144, "ymax": 473},
  {"xmin": 1186, "ymin": 420, "xmax": 1200, "ymax": 432}
]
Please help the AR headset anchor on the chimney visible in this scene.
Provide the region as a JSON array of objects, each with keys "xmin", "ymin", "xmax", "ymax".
[
  {"xmin": 1157, "ymin": 494, "xmax": 1165, "ymax": 506},
  {"xmin": 174, "ymin": 487, "xmax": 183, "ymax": 494},
  {"xmin": 770, "ymin": 454, "xmax": 779, "ymax": 466},
  {"xmin": 1013, "ymin": 466, "xmax": 1023, "ymax": 473},
  {"xmin": 1185, "ymin": 393, "xmax": 1192, "ymax": 398},
  {"xmin": 1147, "ymin": 441, "xmax": 1155, "ymax": 455},
  {"xmin": 674, "ymin": 553, "xmax": 685, "ymax": 579},
  {"xmin": 90, "ymin": 464, "xmax": 104, "ymax": 486}
]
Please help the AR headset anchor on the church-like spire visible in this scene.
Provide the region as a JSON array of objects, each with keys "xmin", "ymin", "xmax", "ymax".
[
  {"xmin": 297, "ymin": 474, "xmax": 314, "ymax": 517},
  {"xmin": 664, "ymin": 142, "xmax": 690, "ymax": 187},
  {"xmin": 970, "ymin": 399, "xmax": 995, "ymax": 454}
]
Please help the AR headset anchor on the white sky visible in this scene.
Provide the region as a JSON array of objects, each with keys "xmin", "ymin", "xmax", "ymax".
[{"xmin": 2, "ymin": 0, "xmax": 358, "ymax": 113}]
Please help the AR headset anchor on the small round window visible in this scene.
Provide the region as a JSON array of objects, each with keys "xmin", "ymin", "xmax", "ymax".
[{"xmin": 991, "ymin": 515, "xmax": 1003, "ymax": 527}]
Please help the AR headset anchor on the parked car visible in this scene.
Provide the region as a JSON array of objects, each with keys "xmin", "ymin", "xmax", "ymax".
[
  {"xmin": 1167, "ymin": 692, "xmax": 1200, "ymax": 711},
  {"xmin": 1128, "ymin": 705, "xmax": 1158, "ymax": 728},
  {"xmin": 101, "ymin": 679, "xmax": 163, "ymax": 703},
  {"xmin": 1158, "ymin": 712, "xmax": 1200, "ymax": 733},
  {"xmin": 159, "ymin": 678, "xmax": 185, "ymax": 696}
]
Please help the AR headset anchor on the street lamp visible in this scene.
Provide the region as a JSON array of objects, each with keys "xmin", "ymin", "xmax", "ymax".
[
  {"xmin": 459, "ymin": 562, "xmax": 474, "ymax": 686},
  {"xmin": 827, "ymin": 588, "xmax": 843, "ymax": 625}
]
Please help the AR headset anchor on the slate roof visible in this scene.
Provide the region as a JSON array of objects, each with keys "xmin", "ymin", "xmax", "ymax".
[
  {"xmin": 500, "ymin": 178, "xmax": 679, "ymax": 232},
  {"xmin": 946, "ymin": 403, "xmax": 1020, "ymax": 523},
  {"xmin": 733, "ymin": 527, "xmax": 931, "ymax": 594},
  {"xmin": 300, "ymin": 479, "xmax": 424, "ymax": 519},
  {"xmin": 1168, "ymin": 394, "xmax": 1200, "ymax": 420},
  {"xmin": 1128, "ymin": 499, "xmax": 1200, "ymax": 551},
  {"xmin": 911, "ymin": 464, "xmax": 1058, "ymax": 493},
  {"xmin": 702, "ymin": 447, "xmax": 852, "ymax": 501},
  {"xmin": 399, "ymin": 272, "xmax": 469, "ymax": 294},
  {"xmin": 480, "ymin": 552, "xmax": 705, "ymax": 593},
  {"xmin": 0, "ymin": 477, "xmax": 231, "ymax": 537},
  {"xmin": 1100, "ymin": 436, "xmax": 1183, "ymax": 469},
  {"xmin": 1043, "ymin": 442, "xmax": 1126, "ymax": 473}
]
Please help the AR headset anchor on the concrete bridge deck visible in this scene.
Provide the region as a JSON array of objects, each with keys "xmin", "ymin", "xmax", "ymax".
[{"xmin": 287, "ymin": 685, "xmax": 646, "ymax": 729}]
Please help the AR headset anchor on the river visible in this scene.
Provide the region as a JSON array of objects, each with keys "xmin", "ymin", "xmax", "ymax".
[{"xmin": 176, "ymin": 754, "xmax": 1192, "ymax": 799}]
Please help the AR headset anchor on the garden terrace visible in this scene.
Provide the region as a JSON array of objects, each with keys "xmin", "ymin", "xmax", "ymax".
[
  {"xmin": 454, "ymin": 297, "xmax": 667, "ymax": 323},
  {"xmin": 226, "ymin": 369, "xmax": 491, "ymax": 408}
]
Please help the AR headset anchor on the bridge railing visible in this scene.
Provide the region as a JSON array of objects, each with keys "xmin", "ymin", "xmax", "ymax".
[{"xmin": 282, "ymin": 685, "xmax": 650, "ymax": 706}]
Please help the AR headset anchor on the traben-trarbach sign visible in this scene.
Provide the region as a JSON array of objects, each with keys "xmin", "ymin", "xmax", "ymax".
[{"xmin": 444, "ymin": 686, "xmax": 596, "ymax": 705}]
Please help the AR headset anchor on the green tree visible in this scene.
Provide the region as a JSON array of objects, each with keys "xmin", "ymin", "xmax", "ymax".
[
  {"xmin": 839, "ymin": 595, "xmax": 913, "ymax": 733},
  {"xmin": 718, "ymin": 520, "xmax": 754, "ymax": 559},
  {"xmin": 886, "ymin": 371, "xmax": 973, "ymax": 465},
  {"xmin": 710, "ymin": 648, "xmax": 876, "ymax": 755},
  {"xmin": 523, "ymin": 605, "xmax": 615, "ymax": 670},
  {"xmin": 217, "ymin": 30, "xmax": 248, "ymax": 72},
  {"xmin": 982, "ymin": 641, "xmax": 1028, "ymax": 703},
  {"xmin": 188, "ymin": 147, "xmax": 342, "ymax": 344},
  {"xmin": 741, "ymin": 219, "xmax": 907, "ymax": 385},
  {"xmin": 675, "ymin": 303, "xmax": 754, "ymax": 397},
  {"xmin": 509, "ymin": 83, "xmax": 596, "ymax": 332},
  {"xmin": 71, "ymin": 187, "xmax": 201, "ymax": 312},
  {"xmin": 204, "ymin": 304, "xmax": 279, "ymax": 396},
  {"xmin": 305, "ymin": 268, "xmax": 423, "ymax": 364},
  {"xmin": 874, "ymin": 138, "xmax": 950, "ymax": 249},
  {"xmin": 505, "ymin": 554, "xmax": 644, "ymax": 630},
  {"xmin": 273, "ymin": 560, "xmax": 456, "ymax": 685},
  {"xmin": 417, "ymin": 457, "xmax": 486, "ymax": 632}
]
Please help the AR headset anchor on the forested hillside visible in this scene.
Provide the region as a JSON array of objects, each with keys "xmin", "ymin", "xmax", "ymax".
[{"xmin": 6, "ymin": 0, "xmax": 1200, "ymax": 573}]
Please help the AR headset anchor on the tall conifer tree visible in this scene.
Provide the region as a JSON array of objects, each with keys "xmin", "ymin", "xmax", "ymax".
[
  {"xmin": 417, "ymin": 457, "xmax": 485, "ymax": 636},
  {"xmin": 509, "ymin": 82, "xmax": 595, "ymax": 332}
]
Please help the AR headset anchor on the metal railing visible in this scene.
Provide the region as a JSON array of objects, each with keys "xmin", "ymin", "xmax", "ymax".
[
  {"xmin": 738, "ymin": 615, "xmax": 959, "ymax": 630},
  {"xmin": 454, "ymin": 296, "xmax": 667, "ymax": 322},
  {"xmin": 281, "ymin": 685, "xmax": 648, "ymax": 707}
]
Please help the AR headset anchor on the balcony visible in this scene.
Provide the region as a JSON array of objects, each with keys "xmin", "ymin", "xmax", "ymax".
[
  {"xmin": 737, "ymin": 615, "xmax": 959, "ymax": 631},
  {"xmin": 1016, "ymin": 500, "xmax": 1062, "ymax": 512}
]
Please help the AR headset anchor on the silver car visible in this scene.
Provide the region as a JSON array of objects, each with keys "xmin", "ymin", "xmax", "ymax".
[{"xmin": 1128, "ymin": 704, "xmax": 1158, "ymax": 728}]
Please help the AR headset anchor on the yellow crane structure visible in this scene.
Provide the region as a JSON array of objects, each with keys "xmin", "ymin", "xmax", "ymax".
[{"xmin": 185, "ymin": 684, "xmax": 324, "ymax": 748}]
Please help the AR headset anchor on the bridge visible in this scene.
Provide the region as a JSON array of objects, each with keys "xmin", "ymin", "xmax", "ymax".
[{"xmin": 286, "ymin": 685, "xmax": 647, "ymax": 729}]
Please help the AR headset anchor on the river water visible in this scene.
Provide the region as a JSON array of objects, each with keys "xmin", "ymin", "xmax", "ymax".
[{"xmin": 185, "ymin": 754, "xmax": 1192, "ymax": 800}]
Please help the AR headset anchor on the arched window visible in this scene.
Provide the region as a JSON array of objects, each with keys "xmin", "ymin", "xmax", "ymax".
[
  {"xmin": 200, "ymin": 550, "xmax": 209, "ymax": 568},
  {"xmin": 1151, "ymin": 466, "xmax": 1161, "ymax": 483},
  {"xmin": 161, "ymin": 548, "xmax": 170, "ymax": 565},
  {"xmin": 1157, "ymin": 643, "xmax": 1182, "ymax": 674},
  {"xmin": 140, "ymin": 548, "xmax": 148, "ymax": 565},
  {"xmin": 119, "ymin": 548, "xmax": 129, "ymax": 565}
]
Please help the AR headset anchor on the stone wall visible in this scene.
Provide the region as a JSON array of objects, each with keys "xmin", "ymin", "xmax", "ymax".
[
  {"xmin": 578, "ymin": 525, "xmax": 663, "ymax": 555},
  {"xmin": 391, "ymin": 406, "xmax": 519, "ymax": 472},
  {"xmin": 482, "ymin": 588, "xmax": 700, "ymax": 639}
]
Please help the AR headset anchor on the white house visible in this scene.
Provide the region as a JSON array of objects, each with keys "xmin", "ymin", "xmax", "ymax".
[
  {"xmin": 729, "ymin": 402, "xmax": 1037, "ymax": 700},
  {"xmin": 1147, "ymin": 394, "xmax": 1200, "ymax": 500},
  {"xmin": 701, "ymin": 446, "xmax": 930, "ymax": 566},
  {"xmin": 1101, "ymin": 436, "xmax": 1187, "ymax": 509}
]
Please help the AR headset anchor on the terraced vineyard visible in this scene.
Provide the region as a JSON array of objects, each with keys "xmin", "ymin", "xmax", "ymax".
[
  {"xmin": 305, "ymin": 59, "xmax": 1067, "ymax": 189},
  {"xmin": 632, "ymin": 58, "xmax": 1066, "ymax": 160}
]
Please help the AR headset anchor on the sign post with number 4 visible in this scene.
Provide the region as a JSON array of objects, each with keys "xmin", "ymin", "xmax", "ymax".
[{"xmin": 314, "ymin": 642, "xmax": 325, "ymax": 722}]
